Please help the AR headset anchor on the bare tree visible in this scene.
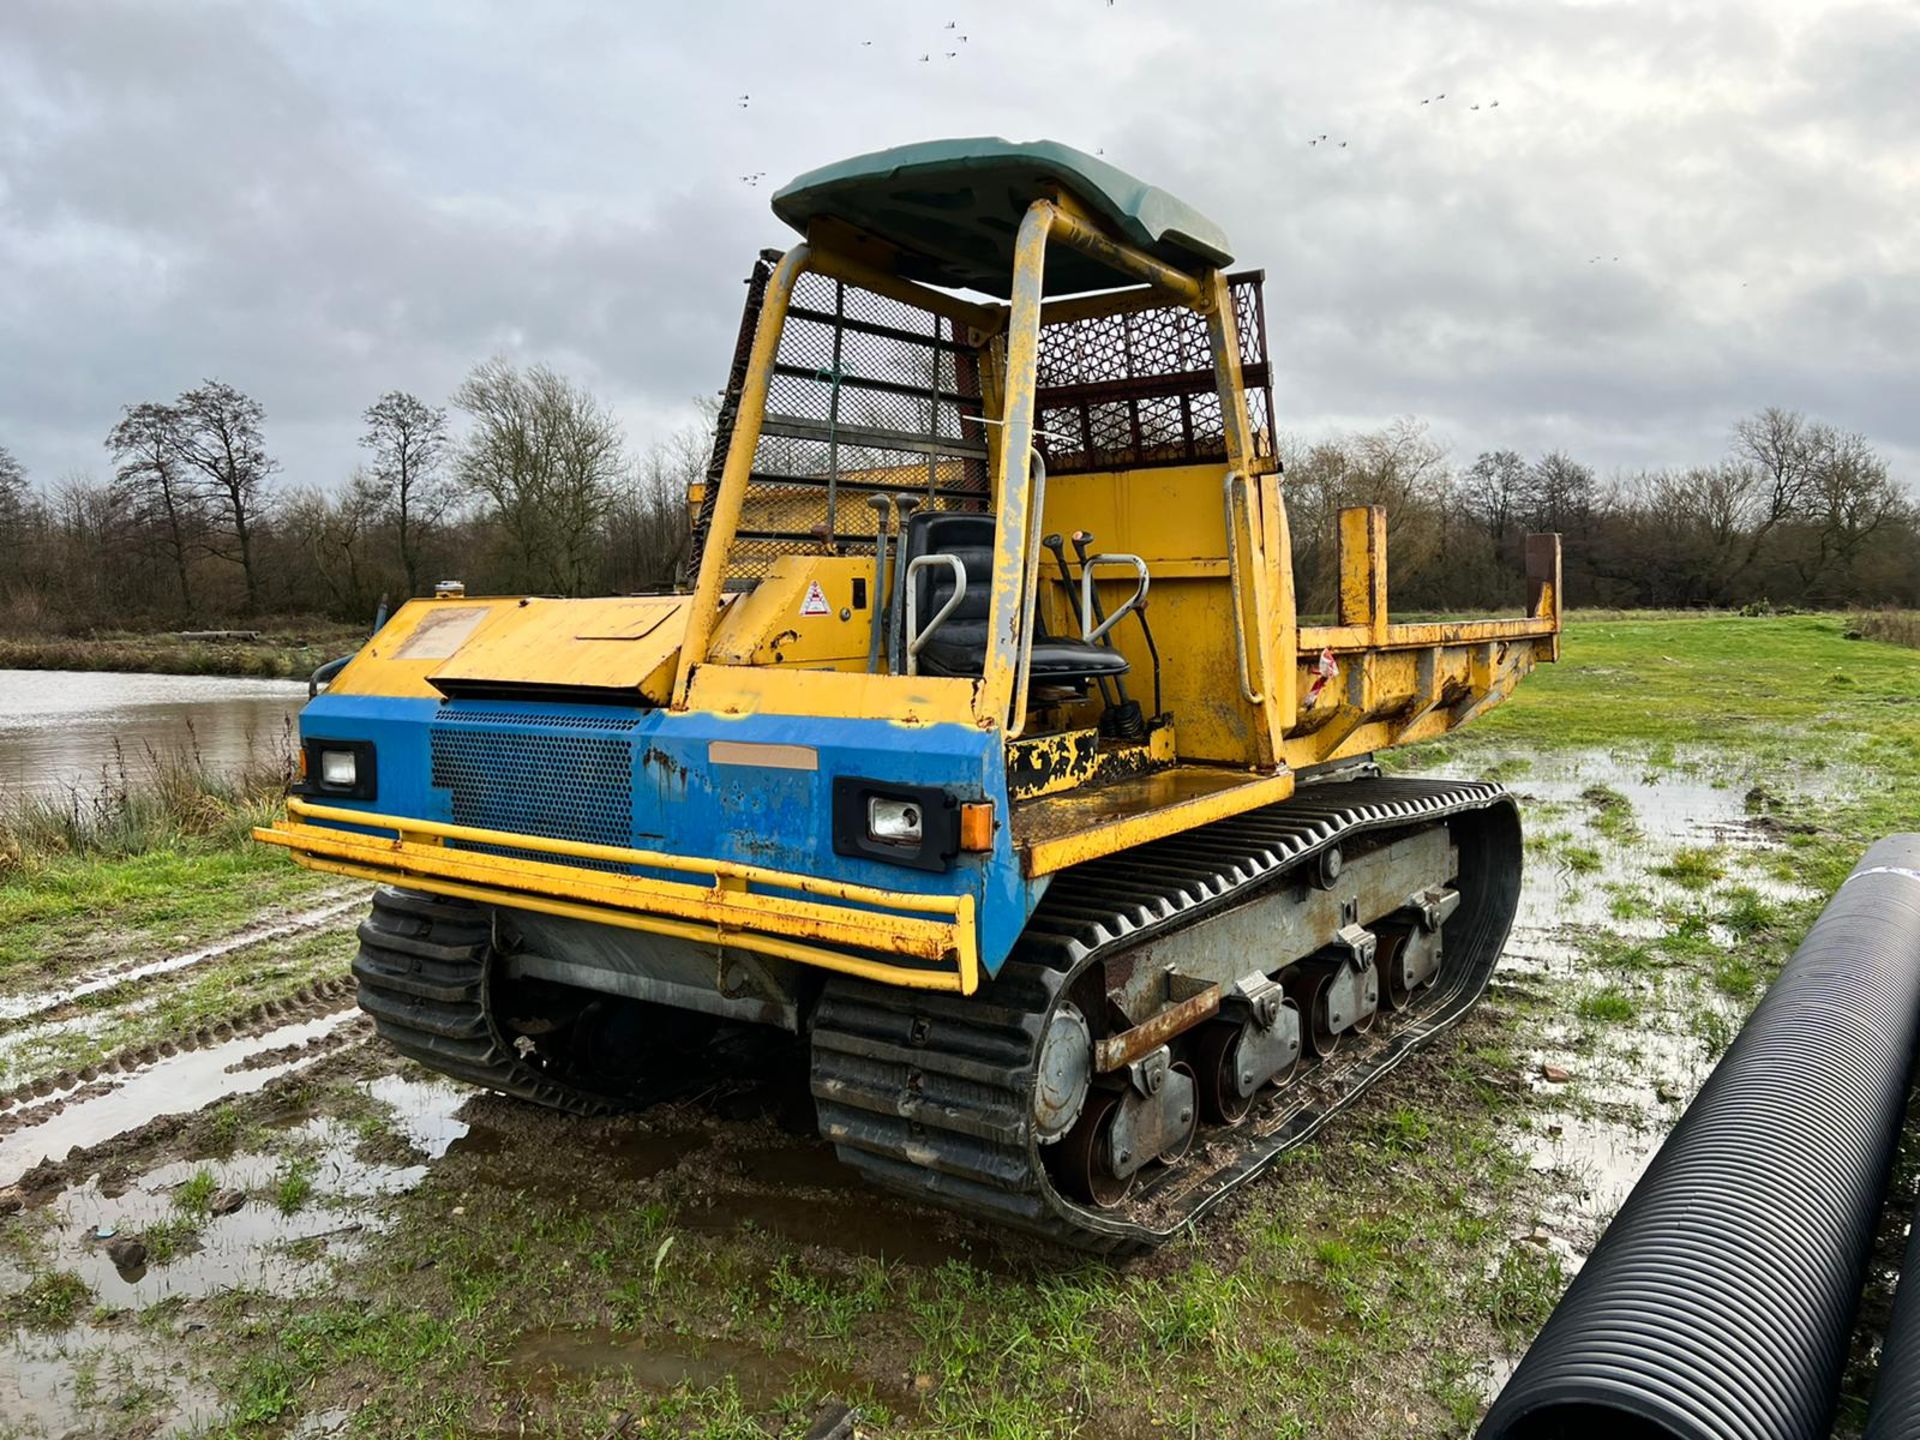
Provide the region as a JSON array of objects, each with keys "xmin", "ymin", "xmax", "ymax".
[
  {"xmin": 1525, "ymin": 451, "xmax": 1596, "ymax": 533},
  {"xmin": 106, "ymin": 402, "xmax": 202, "ymax": 617},
  {"xmin": 293, "ymin": 472, "xmax": 387, "ymax": 617},
  {"xmin": 0, "ymin": 444, "xmax": 27, "ymax": 540},
  {"xmin": 1730, "ymin": 406, "xmax": 1826, "ymax": 576},
  {"xmin": 1797, "ymin": 430, "xmax": 1905, "ymax": 600},
  {"xmin": 454, "ymin": 359, "xmax": 624, "ymax": 595},
  {"xmin": 360, "ymin": 390, "xmax": 452, "ymax": 597},
  {"xmin": 174, "ymin": 381, "xmax": 276, "ymax": 613},
  {"xmin": 607, "ymin": 419, "xmax": 706, "ymax": 591},
  {"xmin": 1461, "ymin": 449, "xmax": 1527, "ymax": 542}
]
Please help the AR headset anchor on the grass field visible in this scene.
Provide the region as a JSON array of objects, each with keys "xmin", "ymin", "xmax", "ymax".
[{"xmin": 1, "ymin": 613, "xmax": 1917, "ymax": 1439}]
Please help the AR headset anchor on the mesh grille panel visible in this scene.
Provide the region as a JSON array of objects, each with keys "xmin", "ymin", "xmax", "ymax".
[
  {"xmin": 1035, "ymin": 271, "xmax": 1274, "ymax": 476},
  {"xmin": 430, "ymin": 725, "xmax": 633, "ymax": 873},
  {"xmin": 696, "ymin": 264, "xmax": 989, "ymax": 586}
]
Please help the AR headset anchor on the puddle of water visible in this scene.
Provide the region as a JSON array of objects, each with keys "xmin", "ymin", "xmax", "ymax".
[
  {"xmin": 367, "ymin": 1073, "xmax": 478, "ymax": 1161},
  {"xmin": 0, "ymin": 894, "xmax": 364, "ymax": 1025},
  {"xmin": 0, "ymin": 1321, "xmax": 221, "ymax": 1438},
  {"xmin": 0, "ymin": 1010, "xmax": 358, "ymax": 1188},
  {"xmin": 1409, "ymin": 746, "xmax": 1824, "ymax": 1256},
  {"xmin": 31, "ymin": 1076, "xmax": 477, "ymax": 1306}
]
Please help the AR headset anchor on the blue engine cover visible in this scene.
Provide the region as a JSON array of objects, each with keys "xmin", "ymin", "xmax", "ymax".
[{"xmin": 298, "ymin": 694, "xmax": 1046, "ymax": 977}]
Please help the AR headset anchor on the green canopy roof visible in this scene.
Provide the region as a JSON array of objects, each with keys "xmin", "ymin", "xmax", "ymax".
[{"xmin": 770, "ymin": 137, "xmax": 1233, "ymax": 298}]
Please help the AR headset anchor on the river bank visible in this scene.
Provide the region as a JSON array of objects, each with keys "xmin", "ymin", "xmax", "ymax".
[{"xmin": 0, "ymin": 626, "xmax": 364, "ymax": 681}]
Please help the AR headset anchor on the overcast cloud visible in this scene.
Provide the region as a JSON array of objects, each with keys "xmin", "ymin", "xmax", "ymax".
[{"xmin": 3, "ymin": 0, "xmax": 1916, "ymax": 495}]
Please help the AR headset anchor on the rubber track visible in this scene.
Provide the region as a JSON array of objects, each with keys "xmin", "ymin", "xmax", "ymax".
[
  {"xmin": 809, "ymin": 776, "xmax": 1523, "ymax": 1253},
  {"xmin": 351, "ymin": 887, "xmax": 620, "ymax": 1116}
]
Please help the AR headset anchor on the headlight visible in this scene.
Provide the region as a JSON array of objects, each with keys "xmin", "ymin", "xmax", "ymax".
[
  {"xmin": 833, "ymin": 778, "xmax": 959, "ymax": 873},
  {"xmin": 868, "ymin": 797, "xmax": 923, "ymax": 845},
  {"xmin": 301, "ymin": 739, "xmax": 377, "ymax": 800},
  {"xmin": 319, "ymin": 750, "xmax": 359, "ymax": 788}
]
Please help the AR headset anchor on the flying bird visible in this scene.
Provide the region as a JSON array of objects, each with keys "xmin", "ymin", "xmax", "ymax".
[
  {"xmin": 1489, "ymin": 100, "xmax": 1501, "ymax": 107},
  {"xmin": 919, "ymin": 52, "xmax": 930, "ymax": 61},
  {"xmin": 1470, "ymin": 104, "xmax": 1480, "ymax": 110},
  {"xmin": 945, "ymin": 19, "xmax": 956, "ymax": 27}
]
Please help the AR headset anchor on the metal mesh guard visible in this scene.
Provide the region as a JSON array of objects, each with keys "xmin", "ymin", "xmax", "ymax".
[{"xmin": 691, "ymin": 261, "xmax": 1275, "ymax": 585}]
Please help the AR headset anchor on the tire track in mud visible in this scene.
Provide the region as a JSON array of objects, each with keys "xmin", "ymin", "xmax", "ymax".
[
  {"xmin": 0, "ymin": 888, "xmax": 368, "ymax": 1029},
  {"xmin": 0, "ymin": 977, "xmax": 369, "ymax": 1189}
]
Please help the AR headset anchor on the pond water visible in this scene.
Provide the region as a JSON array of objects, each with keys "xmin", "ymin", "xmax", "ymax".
[{"xmin": 0, "ymin": 670, "xmax": 309, "ymax": 798}]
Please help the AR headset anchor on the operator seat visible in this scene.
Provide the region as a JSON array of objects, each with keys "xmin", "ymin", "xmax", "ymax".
[{"xmin": 897, "ymin": 511, "xmax": 1130, "ymax": 685}]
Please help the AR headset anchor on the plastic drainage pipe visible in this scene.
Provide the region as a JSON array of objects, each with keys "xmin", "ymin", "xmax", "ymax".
[
  {"xmin": 1865, "ymin": 1192, "xmax": 1920, "ymax": 1439},
  {"xmin": 1479, "ymin": 834, "xmax": 1920, "ymax": 1440}
]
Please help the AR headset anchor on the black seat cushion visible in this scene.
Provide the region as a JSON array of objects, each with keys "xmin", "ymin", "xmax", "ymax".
[{"xmin": 898, "ymin": 511, "xmax": 1130, "ymax": 684}]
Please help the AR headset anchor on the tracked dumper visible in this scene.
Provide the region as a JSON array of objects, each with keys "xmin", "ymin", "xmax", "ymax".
[{"xmin": 257, "ymin": 139, "xmax": 1561, "ymax": 1251}]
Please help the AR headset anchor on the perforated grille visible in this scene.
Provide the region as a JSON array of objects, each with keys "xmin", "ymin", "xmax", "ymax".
[
  {"xmin": 436, "ymin": 709, "xmax": 643, "ymax": 732},
  {"xmin": 430, "ymin": 725, "xmax": 633, "ymax": 872},
  {"xmin": 1035, "ymin": 271, "xmax": 1273, "ymax": 476}
]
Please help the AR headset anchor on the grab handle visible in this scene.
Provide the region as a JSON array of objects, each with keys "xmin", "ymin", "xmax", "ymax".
[
  {"xmin": 1222, "ymin": 471, "xmax": 1266, "ymax": 704},
  {"xmin": 904, "ymin": 554, "xmax": 967, "ymax": 676}
]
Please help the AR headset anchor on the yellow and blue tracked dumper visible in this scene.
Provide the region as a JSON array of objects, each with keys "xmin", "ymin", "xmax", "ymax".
[{"xmin": 257, "ymin": 139, "xmax": 1560, "ymax": 1250}]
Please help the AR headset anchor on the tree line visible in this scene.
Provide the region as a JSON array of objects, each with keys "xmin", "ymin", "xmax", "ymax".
[
  {"xmin": 1, "ymin": 382, "xmax": 1912, "ymax": 632},
  {"xmin": 0, "ymin": 359, "xmax": 705, "ymax": 631},
  {"xmin": 1286, "ymin": 409, "xmax": 1915, "ymax": 615}
]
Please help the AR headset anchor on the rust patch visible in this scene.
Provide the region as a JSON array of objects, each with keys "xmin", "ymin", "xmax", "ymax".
[{"xmin": 1095, "ymin": 984, "xmax": 1221, "ymax": 1071}]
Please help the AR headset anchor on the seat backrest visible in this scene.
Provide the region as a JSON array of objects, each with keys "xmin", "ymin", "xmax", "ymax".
[{"xmin": 897, "ymin": 511, "xmax": 995, "ymax": 666}]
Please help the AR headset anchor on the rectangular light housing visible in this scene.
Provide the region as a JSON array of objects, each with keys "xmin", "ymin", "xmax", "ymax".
[
  {"xmin": 299, "ymin": 738, "xmax": 377, "ymax": 801},
  {"xmin": 832, "ymin": 777, "xmax": 960, "ymax": 873}
]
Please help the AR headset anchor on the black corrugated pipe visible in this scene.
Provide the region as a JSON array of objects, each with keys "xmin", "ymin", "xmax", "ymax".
[
  {"xmin": 1480, "ymin": 834, "xmax": 1920, "ymax": 1440},
  {"xmin": 1864, "ymin": 1190, "xmax": 1920, "ymax": 1439}
]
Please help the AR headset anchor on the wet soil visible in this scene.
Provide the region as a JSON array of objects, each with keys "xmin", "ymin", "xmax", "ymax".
[{"xmin": 0, "ymin": 731, "xmax": 1901, "ymax": 1437}]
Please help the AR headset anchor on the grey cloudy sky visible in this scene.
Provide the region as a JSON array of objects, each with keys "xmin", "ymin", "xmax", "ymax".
[{"xmin": 3, "ymin": 0, "xmax": 1916, "ymax": 495}]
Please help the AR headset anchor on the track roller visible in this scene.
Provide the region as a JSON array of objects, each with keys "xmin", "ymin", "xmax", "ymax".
[
  {"xmin": 1052, "ymin": 1047, "xmax": 1197, "ymax": 1209},
  {"xmin": 1197, "ymin": 977, "xmax": 1302, "ymax": 1125}
]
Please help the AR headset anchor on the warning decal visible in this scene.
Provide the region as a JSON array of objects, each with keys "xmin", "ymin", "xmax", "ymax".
[{"xmin": 800, "ymin": 581, "xmax": 831, "ymax": 617}]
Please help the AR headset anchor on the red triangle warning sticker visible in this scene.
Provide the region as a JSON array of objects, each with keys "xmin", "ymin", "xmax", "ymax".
[{"xmin": 800, "ymin": 581, "xmax": 831, "ymax": 617}]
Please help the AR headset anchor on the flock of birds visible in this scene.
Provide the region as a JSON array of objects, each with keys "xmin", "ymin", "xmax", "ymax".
[
  {"xmin": 735, "ymin": 20, "xmax": 977, "ymax": 185},
  {"xmin": 730, "ymin": 14, "xmax": 1518, "ymax": 202},
  {"xmin": 1308, "ymin": 93, "xmax": 1503, "ymax": 153}
]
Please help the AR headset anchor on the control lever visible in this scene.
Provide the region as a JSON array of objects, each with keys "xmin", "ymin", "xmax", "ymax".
[
  {"xmin": 1045, "ymin": 533, "xmax": 1117, "ymax": 709},
  {"xmin": 1073, "ymin": 529, "xmax": 1163, "ymax": 725},
  {"xmin": 1072, "ymin": 531, "xmax": 1144, "ymax": 737}
]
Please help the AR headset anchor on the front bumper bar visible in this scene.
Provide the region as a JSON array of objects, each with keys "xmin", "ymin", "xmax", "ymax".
[{"xmin": 255, "ymin": 798, "xmax": 980, "ymax": 993}]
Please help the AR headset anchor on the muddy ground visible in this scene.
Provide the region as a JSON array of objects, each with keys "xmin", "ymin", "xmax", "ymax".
[{"xmin": 2, "ymin": 614, "xmax": 1917, "ymax": 1438}]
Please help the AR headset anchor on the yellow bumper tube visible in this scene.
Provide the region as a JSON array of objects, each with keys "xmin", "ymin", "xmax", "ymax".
[{"xmin": 256, "ymin": 799, "xmax": 980, "ymax": 994}]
